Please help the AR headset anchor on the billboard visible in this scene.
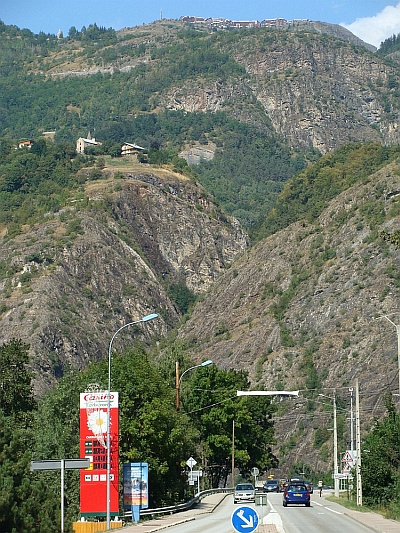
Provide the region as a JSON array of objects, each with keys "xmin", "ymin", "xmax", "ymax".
[
  {"xmin": 79, "ymin": 391, "xmax": 119, "ymax": 516},
  {"xmin": 123, "ymin": 462, "xmax": 149, "ymax": 509}
]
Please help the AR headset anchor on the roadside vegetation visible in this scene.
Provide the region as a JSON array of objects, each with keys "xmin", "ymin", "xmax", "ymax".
[{"xmin": 0, "ymin": 338, "xmax": 278, "ymax": 532}]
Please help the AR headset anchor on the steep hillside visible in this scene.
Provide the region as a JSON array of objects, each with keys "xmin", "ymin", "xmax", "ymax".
[
  {"xmin": 2, "ymin": 19, "xmax": 400, "ymax": 232},
  {"xmin": 0, "ymin": 166, "xmax": 247, "ymax": 394},
  {"xmin": 177, "ymin": 161, "xmax": 400, "ymax": 471},
  {"xmin": 1, "ymin": 19, "xmax": 397, "ymax": 153}
]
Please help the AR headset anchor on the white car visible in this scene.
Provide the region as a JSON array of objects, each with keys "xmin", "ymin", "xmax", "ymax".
[{"xmin": 234, "ymin": 483, "xmax": 256, "ymax": 504}]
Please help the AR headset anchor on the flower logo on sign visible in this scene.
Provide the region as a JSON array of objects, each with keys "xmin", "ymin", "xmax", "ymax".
[{"xmin": 87, "ymin": 409, "xmax": 108, "ymax": 436}]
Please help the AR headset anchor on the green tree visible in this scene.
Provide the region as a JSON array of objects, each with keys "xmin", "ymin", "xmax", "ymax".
[
  {"xmin": 360, "ymin": 397, "xmax": 400, "ymax": 507},
  {"xmin": 35, "ymin": 345, "xmax": 198, "ymax": 511},
  {"xmin": 0, "ymin": 411, "xmax": 61, "ymax": 533},
  {"xmin": 184, "ymin": 366, "xmax": 278, "ymax": 487},
  {"xmin": 0, "ymin": 339, "xmax": 61, "ymax": 533},
  {"xmin": 0, "ymin": 339, "xmax": 36, "ymax": 417}
]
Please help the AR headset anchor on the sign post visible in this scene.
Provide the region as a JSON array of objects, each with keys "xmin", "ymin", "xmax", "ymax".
[
  {"xmin": 186, "ymin": 456, "xmax": 197, "ymax": 487},
  {"xmin": 79, "ymin": 391, "xmax": 119, "ymax": 518},
  {"xmin": 31, "ymin": 458, "xmax": 90, "ymax": 533},
  {"xmin": 251, "ymin": 467, "xmax": 259, "ymax": 488}
]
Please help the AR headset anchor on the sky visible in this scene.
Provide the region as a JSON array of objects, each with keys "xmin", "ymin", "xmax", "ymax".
[{"xmin": 1, "ymin": 1, "xmax": 400, "ymax": 48}]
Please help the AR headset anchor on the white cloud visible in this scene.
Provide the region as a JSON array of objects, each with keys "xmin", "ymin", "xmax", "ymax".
[{"xmin": 341, "ymin": 3, "xmax": 400, "ymax": 48}]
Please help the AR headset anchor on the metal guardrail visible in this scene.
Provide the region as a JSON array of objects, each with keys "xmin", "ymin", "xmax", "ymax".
[{"xmin": 123, "ymin": 487, "xmax": 234, "ymax": 520}]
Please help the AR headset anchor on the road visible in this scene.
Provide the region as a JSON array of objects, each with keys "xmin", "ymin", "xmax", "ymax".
[{"xmin": 153, "ymin": 492, "xmax": 378, "ymax": 533}]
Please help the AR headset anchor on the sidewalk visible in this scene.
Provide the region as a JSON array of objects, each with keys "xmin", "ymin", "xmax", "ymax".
[
  {"xmin": 119, "ymin": 493, "xmax": 227, "ymax": 532},
  {"xmin": 319, "ymin": 492, "xmax": 400, "ymax": 533},
  {"xmin": 343, "ymin": 506, "xmax": 400, "ymax": 533}
]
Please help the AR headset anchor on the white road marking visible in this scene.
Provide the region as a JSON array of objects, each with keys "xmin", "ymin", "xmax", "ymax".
[
  {"xmin": 263, "ymin": 501, "xmax": 285, "ymax": 533},
  {"xmin": 324, "ymin": 507, "xmax": 343, "ymax": 515}
]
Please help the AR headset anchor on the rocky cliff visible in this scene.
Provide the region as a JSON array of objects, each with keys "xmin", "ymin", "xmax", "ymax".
[
  {"xmin": 19, "ymin": 19, "xmax": 400, "ymax": 154},
  {"xmin": 0, "ymin": 166, "xmax": 248, "ymax": 394},
  {"xmin": 177, "ymin": 163, "xmax": 400, "ymax": 470}
]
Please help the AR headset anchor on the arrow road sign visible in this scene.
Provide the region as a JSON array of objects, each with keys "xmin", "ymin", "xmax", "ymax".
[{"xmin": 231, "ymin": 506, "xmax": 259, "ymax": 533}]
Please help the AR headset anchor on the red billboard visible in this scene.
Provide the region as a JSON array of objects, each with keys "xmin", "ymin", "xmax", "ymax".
[{"xmin": 79, "ymin": 392, "xmax": 119, "ymax": 517}]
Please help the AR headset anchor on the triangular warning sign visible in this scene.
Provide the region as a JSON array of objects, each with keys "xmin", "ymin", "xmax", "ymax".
[{"xmin": 341, "ymin": 451, "xmax": 353, "ymax": 463}]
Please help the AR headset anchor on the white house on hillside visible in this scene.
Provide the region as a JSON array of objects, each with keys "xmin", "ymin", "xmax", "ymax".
[{"xmin": 76, "ymin": 132, "xmax": 102, "ymax": 153}]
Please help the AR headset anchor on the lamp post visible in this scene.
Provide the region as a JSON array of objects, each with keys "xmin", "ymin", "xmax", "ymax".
[
  {"xmin": 106, "ymin": 313, "xmax": 158, "ymax": 529},
  {"xmin": 175, "ymin": 360, "xmax": 212, "ymax": 410},
  {"xmin": 319, "ymin": 392, "xmax": 339, "ymax": 497},
  {"xmin": 234, "ymin": 390, "xmax": 299, "ymax": 488}
]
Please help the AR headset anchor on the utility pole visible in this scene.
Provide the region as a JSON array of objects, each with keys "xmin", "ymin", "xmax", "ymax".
[
  {"xmin": 349, "ymin": 387, "xmax": 354, "ymax": 456},
  {"xmin": 355, "ymin": 379, "xmax": 362, "ymax": 506},
  {"xmin": 333, "ymin": 390, "xmax": 339, "ymax": 498},
  {"xmin": 319, "ymin": 391, "xmax": 338, "ymax": 497},
  {"xmin": 232, "ymin": 419, "xmax": 235, "ymax": 488}
]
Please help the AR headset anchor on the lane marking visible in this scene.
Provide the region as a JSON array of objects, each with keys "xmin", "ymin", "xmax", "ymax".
[
  {"xmin": 324, "ymin": 507, "xmax": 343, "ymax": 515},
  {"xmin": 313, "ymin": 501, "xmax": 324, "ymax": 507}
]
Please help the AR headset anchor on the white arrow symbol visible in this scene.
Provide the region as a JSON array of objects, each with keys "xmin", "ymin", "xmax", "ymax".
[{"xmin": 238, "ymin": 510, "xmax": 254, "ymax": 528}]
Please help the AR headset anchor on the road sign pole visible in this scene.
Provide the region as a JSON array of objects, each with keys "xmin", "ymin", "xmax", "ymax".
[
  {"xmin": 30, "ymin": 458, "xmax": 90, "ymax": 533},
  {"xmin": 61, "ymin": 459, "xmax": 65, "ymax": 533}
]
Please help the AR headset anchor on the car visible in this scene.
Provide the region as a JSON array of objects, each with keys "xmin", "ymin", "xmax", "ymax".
[
  {"xmin": 234, "ymin": 483, "xmax": 256, "ymax": 504},
  {"xmin": 263, "ymin": 479, "xmax": 280, "ymax": 493},
  {"xmin": 304, "ymin": 480, "xmax": 313, "ymax": 494},
  {"xmin": 282, "ymin": 482, "xmax": 311, "ymax": 507},
  {"xmin": 282, "ymin": 477, "xmax": 303, "ymax": 492}
]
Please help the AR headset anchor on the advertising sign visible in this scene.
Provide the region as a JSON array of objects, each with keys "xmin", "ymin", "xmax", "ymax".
[
  {"xmin": 79, "ymin": 391, "xmax": 119, "ymax": 516},
  {"xmin": 123, "ymin": 462, "xmax": 149, "ymax": 508}
]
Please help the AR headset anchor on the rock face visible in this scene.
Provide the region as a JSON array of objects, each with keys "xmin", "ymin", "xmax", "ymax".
[
  {"xmin": 26, "ymin": 19, "xmax": 400, "ymax": 156},
  {"xmin": 177, "ymin": 164, "xmax": 400, "ymax": 471},
  {"xmin": 139, "ymin": 22, "xmax": 400, "ymax": 154},
  {"xmin": 0, "ymin": 169, "xmax": 248, "ymax": 395}
]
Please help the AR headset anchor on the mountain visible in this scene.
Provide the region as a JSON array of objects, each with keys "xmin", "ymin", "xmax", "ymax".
[
  {"xmin": 0, "ymin": 19, "xmax": 400, "ymax": 473},
  {"xmin": 0, "ymin": 161, "xmax": 247, "ymax": 395},
  {"xmin": 2, "ymin": 18, "xmax": 400, "ymax": 233},
  {"xmin": 177, "ymin": 147, "xmax": 400, "ymax": 471}
]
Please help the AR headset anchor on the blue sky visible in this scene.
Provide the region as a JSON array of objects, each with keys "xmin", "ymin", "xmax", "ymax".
[{"xmin": 2, "ymin": 1, "xmax": 400, "ymax": 47}]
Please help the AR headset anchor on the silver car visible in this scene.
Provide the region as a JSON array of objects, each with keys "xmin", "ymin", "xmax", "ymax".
[{"xmin": 234, "ymin": 483, "xmax": 256, "ymax": 504}]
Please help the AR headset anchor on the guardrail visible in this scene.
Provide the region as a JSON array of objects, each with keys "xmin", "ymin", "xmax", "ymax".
[{"xmin": 123, "ymin": 487, "xmax": 234, "ymax": 520}]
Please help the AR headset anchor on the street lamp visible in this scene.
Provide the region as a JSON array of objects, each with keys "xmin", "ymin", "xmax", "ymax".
[
  {"xmin": 106, "ymin": 313, "xmax": 158, "ymax": 529},
  {"xmin": 233, "ymin": 390, "xmax": 299, "ymax": 487},
  {"xmin": 175, "ymin": 360, "xmax": 213, "ymax": 410},
  {"xmin": 319, "ymin": 392, "xmax": 339, "ymax": 497}
]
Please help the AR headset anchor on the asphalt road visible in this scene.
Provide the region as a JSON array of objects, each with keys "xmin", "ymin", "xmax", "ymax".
[
  {"xmin": 136, "ymin": 492, "xmax": 379, "ymax": 533},
  {"xmin": 264, "ymin": 492, "xmax": 377, "ymax": 533}
]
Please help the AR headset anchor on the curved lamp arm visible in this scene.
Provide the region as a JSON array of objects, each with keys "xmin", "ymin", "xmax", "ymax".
[
  {"xmin": 176, "ymin": 359, "xmax": 212, "ymax": 410},
  {"xmin": 106, "ymin": 312, "xmax": 158, "ymax": 529}
]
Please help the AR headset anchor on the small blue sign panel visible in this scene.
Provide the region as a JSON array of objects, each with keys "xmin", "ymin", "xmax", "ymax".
[
  {"xmin": 123, "ymin": 462, "xmax": 149, "ymax": 509},
  {"xmin": 231, "ymin": 506, "xmax": 259, "ymax": 533}
]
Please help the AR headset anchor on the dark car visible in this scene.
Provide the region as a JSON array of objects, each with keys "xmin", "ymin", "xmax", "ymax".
[
  {"xmin": 283, "ymin": 483, "xmax": 310, "ymax": 507},
  {"xmin": 282, "ymin": 477, "xmax": 303, "ymax": 492},
  {"xmin": 304, "ymin": 480, "xmax": 313, "ymax": 494},
  {"xmin": 263, "ymin": 479, "xmax": 280, "ymax": 493}
]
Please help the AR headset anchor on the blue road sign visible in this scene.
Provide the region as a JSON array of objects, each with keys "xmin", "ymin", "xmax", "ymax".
[{"xmin": 231, "ymin": 506, "xmax": 259, "ymax": 533}]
